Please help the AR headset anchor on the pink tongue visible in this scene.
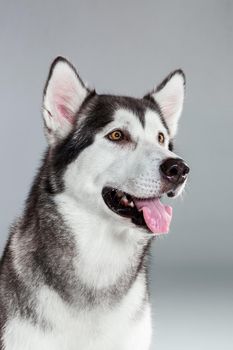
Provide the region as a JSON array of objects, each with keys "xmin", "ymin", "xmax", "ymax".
[{"xmin": 134, "ymin": 198, "xmax": 172, "ymax": 235}]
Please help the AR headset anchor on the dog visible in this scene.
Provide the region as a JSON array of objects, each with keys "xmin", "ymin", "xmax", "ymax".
[{"xmin": 0, "ymin": 57, "xmax": 189, "ymax": 350}]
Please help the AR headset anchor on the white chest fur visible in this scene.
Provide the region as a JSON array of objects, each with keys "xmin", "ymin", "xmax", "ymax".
[{"xmin": 4, "ymin": 276, "xmax": 152, "ymax": 350}]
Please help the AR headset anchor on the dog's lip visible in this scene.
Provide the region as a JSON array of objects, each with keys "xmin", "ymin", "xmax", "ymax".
[
  {"xmin": 102, "ymin": 187, "xmax": 161, "ymax": 208},
  {"xmin": 102, "ymin": 187, "xmax": 161, "ymax": 201}
]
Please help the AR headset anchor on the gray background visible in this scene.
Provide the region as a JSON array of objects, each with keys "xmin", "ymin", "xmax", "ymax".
[{"xmin": 0, "ymin": 1, "xmax": 232, "ymax": 349}]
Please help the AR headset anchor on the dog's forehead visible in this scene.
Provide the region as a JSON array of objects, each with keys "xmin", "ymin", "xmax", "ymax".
[
  {"xmin": 110, "ymin": 107, "xmax": 166, "ymax": 134},
  {"xmin": 84, "ymin": 94, "xmax": 167, "ymax": 135}
]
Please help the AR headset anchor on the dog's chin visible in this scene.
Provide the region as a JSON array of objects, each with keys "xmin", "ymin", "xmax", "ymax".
[
  {"xmin": 166, "ymin": 180, "xmax": 186, "ymax": 198},
  {"xmin": 102, "ymin": 187, "xmax": 173, "ymax": 235}
]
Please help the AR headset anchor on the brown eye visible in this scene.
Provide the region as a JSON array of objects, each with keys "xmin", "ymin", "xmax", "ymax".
[
  {"xmin": 108, "ymin": 130, "xmax": 124, "ymax": 141},
  {"xmin": 158, "ymin": 132, "xmax": 165, "ymax": 144}
]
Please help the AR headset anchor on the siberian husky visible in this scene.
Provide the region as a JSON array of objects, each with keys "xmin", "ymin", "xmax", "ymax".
[{"xmin": 0, "ymin": 57, "xmax": 189, "ymax": 350}]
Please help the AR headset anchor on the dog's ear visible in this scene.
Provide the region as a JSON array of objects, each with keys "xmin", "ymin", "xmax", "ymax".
[
  {"xmin": 43, "ymin": 57, "xmax": 89, "ymax": 145},
  {"xmin": 145, "ymin": 70, "xmax": 185, "ymax": 138}
]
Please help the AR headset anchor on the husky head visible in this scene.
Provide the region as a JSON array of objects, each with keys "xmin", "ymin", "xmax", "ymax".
[{"xmin": 42, "ymin": 57, "xmax": 189, "ymax": 236}]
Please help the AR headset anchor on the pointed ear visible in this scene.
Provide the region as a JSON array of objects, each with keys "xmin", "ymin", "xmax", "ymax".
[
  {"xmin": 145, "ymin": 70, "xmax": 185, "ymax": 138},
  {"xmin": 42, "ymin": 57, "xmax": 89, "ymax": 145}
]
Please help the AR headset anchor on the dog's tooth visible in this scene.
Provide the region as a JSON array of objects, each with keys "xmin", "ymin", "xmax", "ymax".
[
  {"xmin": 117, "ymin": 191, "xmax": 124, "ymax": 198},
  {"xmin": 120, "ymin": 196, "xmax": 129, "ymax": 206},
  {"xmin": 129, "ymin": 201, "xmax": 134, "ymax": 208}
]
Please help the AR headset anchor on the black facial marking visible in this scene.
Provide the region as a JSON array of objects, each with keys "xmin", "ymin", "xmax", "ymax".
[
  {"xmin": 98, "ymin": 95, "xmax": 148, "ymax": 127},
  {"xmin": 143, "ymin": 94, "xmax": 170, "ymax": 134},
  {"xmin": 50, "ymin": 95, "xmax": 116, "ymax": 192},
  {"xmin": 66, "ymin": 94, "xmax": 150, "ymax": 166},
  {"xmin": 168, "ymin": 141, "xmax": 174, "ymax": 151}
]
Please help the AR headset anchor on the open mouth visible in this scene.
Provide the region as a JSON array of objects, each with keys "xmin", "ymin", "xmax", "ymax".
[{"xmin": 102, "ymin": 187, "xmax": 172, "ymax": 235}]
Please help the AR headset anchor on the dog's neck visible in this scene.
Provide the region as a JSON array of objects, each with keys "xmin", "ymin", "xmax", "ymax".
[{"xmin": 54, "ymin": 191, "xmax": 151, "ymax": 290}]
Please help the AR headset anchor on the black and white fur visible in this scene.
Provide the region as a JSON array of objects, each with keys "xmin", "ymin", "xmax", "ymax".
[{"xmin": 0, "ymin": 57, "xmax": 187, "ymax": 350}]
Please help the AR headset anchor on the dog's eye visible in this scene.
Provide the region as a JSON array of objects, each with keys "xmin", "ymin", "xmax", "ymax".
[
  {"xmin": 107, "ymin": 130, "xmax": 124, "ymax": 142},
  {"xmin": 158, "ymin": 132, "xmax": 165, "ymax": 144}
]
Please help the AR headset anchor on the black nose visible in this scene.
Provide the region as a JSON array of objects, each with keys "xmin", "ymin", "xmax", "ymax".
[{"xmin": 160, "ymin": 158, "xmax": 190, "ymax": 185}]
